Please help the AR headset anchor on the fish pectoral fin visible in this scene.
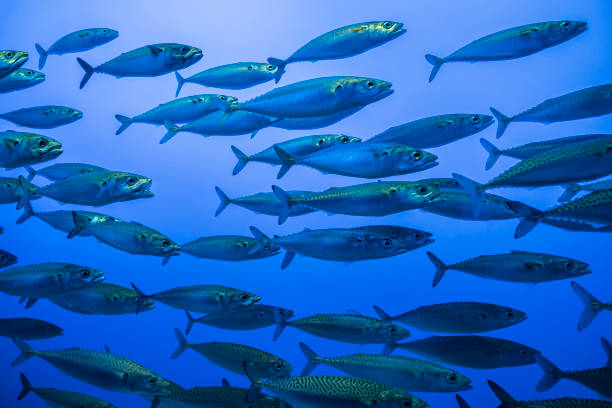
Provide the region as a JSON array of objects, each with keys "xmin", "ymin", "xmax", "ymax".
[
  {"xmin": 3, "ymin": 138, "xmax": 19, "ymax": 148},
  {"xmin": 524, "ymin": 262, "xmax": 543, "ymax": 271},
  {"xmin": 148, "ymin": 45, "xmax": 163, "ymax": 56},
  {"xmin": 351, "ymin": 25, "xmax": 368, "ymax": 33},
  {"xmin": 519, "ymin": 27, "xmax": 539, "ymax": 36}
]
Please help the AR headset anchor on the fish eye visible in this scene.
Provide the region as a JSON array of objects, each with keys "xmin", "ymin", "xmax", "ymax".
[
  {"xmin": 565, "ymin": 262, "xmax": 574, "ymax": 270},
  {"xmin": 149, "ymin": 378, "xmax": 157, "ymax": 384},
  {"xmin": 471, "ymin": 115, "xmax": 480, "ymax": 123},
  {"xmin": 274, "ymin": 363, "xmax": 282, "ymax": 370},
  {"xmin": 266, "ymin": 64, "xmax": 275, "ymax": 71},
  {"xmin": 218, "ymin": 294, "xmax": 225, "ymax": 300},
  {"xmin": 112, "ymin": 295, "xmax": 119, "ymax": 300},
  {"xmin": 102, "ymin": 29, "xmax": 109, "ymax": 33},
  {"xmin": 5, "ymin": 52, "xmax": 13, "ymax": 58},
  {"xmin": 317, "ymin": 139, "xmax": 325, "ymax": 146},
  {"xmin": 383, "ymin": 239, "xmax": 392, "ymax": 248},
  {"xmin": 219, "ymin": 95, "xmax": 227, "ymax": 100},
  {"xmin": 247, "ymin": 65, "xmax": 254, "ymax": 71},
  {"xmin": 38, "ymin": 139, "xmax": 47, "ymax": 147},
  {"xmin": 504, "ymin": 310, "xmax": 514, "ymax": 318},
  {"xmin": 402, "ymin": 400, "xmax": 412, "ymax": 407},
  {"xmin": 412, "ymin": 231, "xmax": 422, "ymax": 241},
  {"xmin": 264, "ymin": 244, "xmax": 271, "ymax": 250},
  {"xmin": 162, "ymin": 240, "xmax": 170, "ymax": 247},
  {"xmin": 365, "ymin": 81, "xmax": 375, "ymax": 89},
  {"xmin": 26, "ymin": 70, "xmax": 33, "ymax": 76},
  {"xmin": 447, "ymin": 373, "xmax": 458, "ymax": 383},
  {"xmin": 520, "ymin": 349, "xmax": 529, "ymax": 357},
  {"xmin": 68, "ymin": 109, "xmax": 74, "ymax": 113},
  {"xmin": 81, "ymin": 270, "xmax": 90, "ymax": 277},
  {"xmin": 389, "ymin": 326, "xmax": 397, "ymax": 333},
  {"xmin": 560, "ymin": 21, "xmax": 571, "ymax": 29},
  {"xmin": 127, "ymin": 177, "xmax": 136, "ymax": 185},
  {"xmin": 417, "ymin": 185, "xmax": 428, "ymax": 195},
  {"xmin": 389, "ymin": 187, "xmax": 397, "ymax": 194},
  {"xmin": 341, "ymin": 136, "xmax": 349, "ymax": 143},
  {"xmin": 240, "ymin": 294, "xmax": 249, "ymax": 301},
  {"xmin": 383, "ymin": 22, "xmax": 392, "ymax": 29},
  {"xmin": 410, "ymin": 151, "xmax": 422, "ymax": 160},
  {"xmin": 0, "ymin": 255, "xmax": 5, "ymax": 261}
]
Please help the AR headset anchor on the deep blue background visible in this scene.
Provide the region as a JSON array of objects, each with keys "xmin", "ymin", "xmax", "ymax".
[{"xmin": 1, "ymin": 1, "xmax": 610, "ymax": 407}]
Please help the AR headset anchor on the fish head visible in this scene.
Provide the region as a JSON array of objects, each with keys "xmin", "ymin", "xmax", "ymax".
[
  {"xmin": 209, "ymin": 94, "xmax": 239, "ymax": 110},
  {"xmin": 259, "ymin": 358, "xmax": 293, "ymax": 380},
  {"xmin": 27, "ymin": 320, "xmax": 64, "ymax": 339},
  {"xmin": 436, "ymin": 369, "xmax": 472, "ymax": 392},
  {"xmin": 14, "ymin": 68, "xmax": 45, "ymax": 84},
  {"xmin": 393, "ymin": 182, "xmax": 443, "ymax": 206},
  {"xmin": 392, "ymin": 227, "xmax": 434, "ymax": 250},
  {"xmin": 381, "ymin": 321, "xmax": 410, "ymax": 342},
  {"xmin": 0, "ymin": 50, "xmax": 28, "ymax": 70},
  {"xmin": 376, "ymin": 389, "xmax": 427, "ymax": 408},
  {"xmin": 268, "ymin": 306, "xmax": 295, "ymax": 322},
  {"xmin": 314, "ymin": 134, "xmax": 361, "ymax": 149},
  {"xmin": 390, "ymin": 145, "xmax": 438, "ymax": 173},
  {"xmin": 109, "ymin": 172, "xmax": 154, "ymax": 201},
  {"xmin": 456, "ymin": 113, "xmax": 494, "ymax": 133},
  {"xmin": 343, "ymin": 77, "xmax": 393, "ymax": 105},
  {"xmin": 62, "ymin": 264, "xmax": 105, "ymax": 290},
  {"xmin": 141, "ymin": 232, "xmax": 181, "ymax": 255},
  {"xmin": 504, "ymin": 343, "xmax": 540, "ymax": 366},
  {"xmin": 222, "ymin": 289, "xmax": 261, "ymax": 309},
  {"xmin": 251, "ymin": 62, "xmax": 279, "ymax": 77},
  {"xmin": 547, "ymin": 256, "xmax": 591, "ymax": 278},
  {"xmin": 0, "ymin": 249, "xmax": 18, "ymax": 268},
  {"xmin": 94, "ymin": 27, "xmax": 119, "ymax": 41},
  {"xmin": 126, "ymin": 292, "xmax": 155, "ymax": 312},
  {"xmin": 130, "ymin": 374, "xmax": 175, "ymax": 397},
  {"xmin": 254, "ymin": 394, "xmax": 292, "ymax": 408},
  {"xmin": 45, "ymin": 106, "xmax": 82, "ymax": 121},
  {"xmin": 23, "ymin": 133, "xmax": 63, "ymax": 161},
  {"xmin": 168, "ymin": 44, "xmax": 203, "ymax": 68},
  {"xmin": 491, "ymin": 307, "xmax": 528, "ymax": 326},
  {"xmin": 369, "ymin": 21, "xmax": 406, "ymax": 43},
  {"xmin": 546, "ymin": 21, "xmax": 588, "ymax": 41}
]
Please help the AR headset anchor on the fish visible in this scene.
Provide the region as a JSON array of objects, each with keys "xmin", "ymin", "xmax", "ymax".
[
  {"xmin": 394, "ymin": 335, "xmax": 539, "ymax": 369},
  {"xmin": 426, "ymin": 250, "xmax": 590, "ymax": 287},
  {"xmin": 232, "ymin": 76, "xmax": 392, "ymax": 118},
  {"xmin": 131, "ymin": 282, "xmax": 260, "ymax": 314},
  {"xmin": 25, "ymin": 162, "xmax": 108, "ymax": 182},
  {"xmin": 0, "ymin": 68, "xmax": 45, "ymax": 93},
  {"xmin": 0, "ymin": 249, "xmax": 18, "ymax": 268},
  {"xmin": 180, "ymin": 235, "xmax": 280, "ymax": 261},
  {"xmin": 68, "ymin": 212, "xmax": 180, "ymax": 265},
  {"xmin": 480, "ymin": 134, "xmax": 612, "ymax": 170},
  {"xmin": 152, "ymin": 383, "xmax": 290, "ymax": 408},
  {"xmin": 18, "ymin": 373, "xmax": 116, "ymax": 408},
  {"xmin": 114, "ymin": 94, "xmax": 236, "ymax": 135},
  {"xmin": 16, "ymin": 171, "xmax": 153, "ymax": 209},
  {"xmin": 11, "ymin": 338, "xmax": 177, "ymax": 398},
  {"xmin": 272, "ymin": 181, "xmax": 442, "ymax": 224},
  {"xmin": 274, "ymin": 143, "xmax": 438, "ymax": 179},
  {"xmin": 230, "ymin": 134, "xmax": 361, "ymax": 175},
  {"xmin": 559, "ymin": 178, "xmax": 612, "ymax": 202},
  {"xmin": 0, "ymin": 177, "xmax": 40, "ymax": 205},
  {"xmin": 268, "ymin": 21, "xmax": 405, "ymax": 82},
  {"xmin": 0, "ymin": 105, "xmax": 83, "ymax": 129},
  {"xmin": 161, "ymin": 111, "xmax": 279, "ymax": 143},
  {"xmin": 368, "ymin": 114, "xmax": 494, "ymax": 149},
  {"xmin": 183, "ymin": 304, "xmax": 294, "ymax": 335},
  {"xmin": 50, "ymin": 282, "xmax": 154, "ymax": 315},
  {"xmin": 271, "ymin": 106, "xmax": 365, "ymax": 131},
  {"xmin": 571, "ymin": 282, "xmax": 611, "ymax": 331},
  {"xmin": 77, "ymin": 43, "xmax": 203, "ymax": 88},
  {"xmin": 17, "ymin": 202, "xmax": 120, "ymax": 235},
  {"xmin": 35, "ymin": 27, "xmax": 118, "ymax": 68},
  {"xmin": 0, "ymin": 131, "xmax": 63, "ymax": 169},
  {"xmin": 214, "ymin": 187, "xmax": 316, "ymax": 219},
  {"xmin": 0, "ymin": 50, "xmax": 28, "ymax": 78},
  {"xmin": 175, "ymin": 62, "xmax": 278, "ymax": 95},
  {"xmin": 426, "ymin": 21, "xmax": 587, "ymax": 82},
  {"xmin": 298, "ymin": 342, "xmax": 472, "ymax": 393},
  {"xmin": 275, "ymin": 313, "xmax": 410, "ymax": 354},
  {"xmin": 0, "ymin": 317, "xmax": 63, "ymax": 339},
  {"xmin": 171, "ymin": 328, "xmax": 292, "ymax": 380},
  {"xmin": 373, "ymin": 301, "xmax": 527, "ymax": 334},
  {"xmin": 491, "ymin": 83, "xmax": 612, "ymax": 138},
  {"xmin": 487, "ymin": 380, "xmax": 612, "ymax": 408},
  {"xmin": 535, "ymin": 347, "xmax": 612, "ymax": 399},
  {"xmin": 507, "ymin": 190, "xmax": 612, "ymax": 237},
  {"xmin": 0, "ymin": 263, "xmax": 104, "ymax": 307},
  {"xmin": 453, "ymin": 137, "xmax": 612, "ymax": 217}
]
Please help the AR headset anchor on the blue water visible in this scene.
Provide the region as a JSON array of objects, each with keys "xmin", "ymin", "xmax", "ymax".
[{"xmin": 2, "ymin": 1, "xmax": 611, "ymax": 407}]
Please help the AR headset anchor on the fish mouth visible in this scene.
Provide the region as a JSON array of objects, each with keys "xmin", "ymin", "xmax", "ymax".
[
  {"xmin": 91, "ymin": 274, "xmax": 105, "ymax": 283},
  {"xmin": 391, "ymin": 24, "xmax": 407, "ymax": 36},
  {"xmin": 134, "ymin": 180, "xmax": 153, "ymax": 196},
  {"xmin": 74, "ymin": 111, "xmax": 83, "ymax": 118},
  {"xmin": 373, "ymin": 87, "xmax": 394, "ymax": 102},
  {"xmin": 480, "ymin": 115, "xmax": 495, "ymax": 130},
  {"xmin": 459, "ymin": 384, "xmax": 473, "ymax": 391},
  {"xmin": 422, "ymin": 238, "xmax": 435, "ymax": 246},
  {"xmin": 14, "ymin": 53, "xmax": 28, "ymax": 66},
  {"xmin": 419, "ymin": 161, "xmax": 439, "ymax": 171},
  {"xmin": 575, "ymin": 22, "xmax": 589, "ymax": 35},
  {"xmin": 425, "ymin": 189, "xmax": 443, "ymax": 203}
]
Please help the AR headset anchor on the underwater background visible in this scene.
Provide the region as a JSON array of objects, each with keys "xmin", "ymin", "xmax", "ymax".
[{"xmin": 1, "ymin": 0, "xmax": 611, "ymax": 407}]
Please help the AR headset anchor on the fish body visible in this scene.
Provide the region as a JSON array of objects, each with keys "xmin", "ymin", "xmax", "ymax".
[
  {"xmin": 368, "ymin": 114, "xmax": 494, "ymax": 148},
  {"xmin": 181, "ymin": 235, "xmax": 280, "ymax": 261},
  {"xmin": 185, "ymin": 304, "xmax": 294, "ymax": 334},
  {"xmin": 536, "ymin": 354, "xmax": 612, "ymax": 399},
  {"xmin": 35, "ymin": 28, "xmax": 118, "ymax": 68},
  {"xmin": 27, "ymin": 163, "xmax": 107, "ymax": 182},
  {"xmin": 426, "ymin": 21, "xmax": 587, "ymax": 82},
  {"xmin": 272, "ymin": 106, "xmax": 365, "ymax": 131},
  {"xmin": 421, "ymin": 186, "xmax": 520, "ymax": 220},
  {"xmin": 175, "ymin": 62, "xmax": 277, "ymax": 95},
  {"xmin": 397, "ymin": 335, "xmax": 539, "ymax": 369},
  {"xmin": 0, "ymin": 105, "xmax": 82, "ymax": 129},
  {"xmin": 0, "ymin": 50, "xmax": 28, "ymax": 78},
  {"xmin": 17, "ymin": 204, "xmax": 119, "ymax": 236},
  {"xmin": 154, "ymin": 385, "xmax": 289, "ymax": 408},
  {"xmin": 0, "ymin": 249, "xmax": 18, "ymax": 268},
  {"xmin": 0, "ymin": 317, "xmax": 63, "ymax": 339},
  {"xmin": 0, "ymin": 131, "xmax": 62, "ymax": 169},
  {"xmin": 18, "ymin": 373, "xmax": 115, "ymax": 408},
  {"xmin": 50, "ymin": 282, "xmax": 154, "ymax": 315},
  {"xmin": 0, "ymin": 68, "xmax": 45, "ymax": 93},
  {"xmin": 559, "ymin": 178, "xmax": 612, "ymax": 202},
  {"xmin": 215, "ymin": 187, "xmax": 316, "ymax": 218}
]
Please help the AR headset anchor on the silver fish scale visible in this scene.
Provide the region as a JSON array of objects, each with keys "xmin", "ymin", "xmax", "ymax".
[
  {"xmin": 0, "ymin": 263, "xmax": 74, "ymax": 279},
  {"xmin": 506, "ymin": 135, "xmax": 612, "ymax": 156},
  {"xmin": 38, "ymin": 348, "xmax": 156, "ymax": 377},
  {"xmin": 324, "ymin": 353, "xmax": 446, "ymax": 372},
  {"xmin": 516, "ymin": 86, "xmax": 609, "ymax": 120},
  {"xmin": 565, "ymin": 366, "xmax": 612, "ymax": 383},
  {"xmin": 290, "ymin": 314, "xmax": 382, "ymax": 330},
  {"xmin": 166, "ymin": 386, "xmax": 250, "ymax": 402},
  {"xmin": 267, "ymin": 375, "xmax": 391, "ymax": 398},
  {"xmin": 85, "ymin": 282, "xmax": 137, "ymax": 298},
  {"xmin": 156, "ymin": 285, "xmax": 240, "ymax": 299},
  {"xmin": 32, "ymin": 387, "xmax": 114, "ymax": 408}
]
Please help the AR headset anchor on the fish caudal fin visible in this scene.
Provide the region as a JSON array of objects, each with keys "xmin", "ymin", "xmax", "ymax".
[
  {"xmin": 274, "ymin": 146, "xmax": 295, "ymax": 179},
  {"xmin": 16, "ymin": 176, "xmax": 37, "ymax": 211},
  {"xmin": 160, "ymin": 120, "xmax": 180, "ymax": 144},
  {"xmin": 425, "ymin": 54, "xmax": 444, "ymax": 83},
  {"xmin": 267, "ymin": 57, "xmax": 287, "ymax": 83},
  {"xmin": 230, "ymin": 145, "xmax": 249, "ymax": 175},
  {"xmin": 35, "ymin": 44, "xmax": 47, "ymax": 69},
  {"xmin": 456, "ymin": 394, "xmax": 471, "ymax": 408},
  {"xmin": 487, "ymin": 380, "xmax": 518, "ymax": 407},
  {"xmin": 490, "ymin": 107, "xmax": 512, "ymax": 139},
  {"xmin": 452, "ymin": 173, "xmax": 486, "ymax": 218},
  {"xmin": 175, "ymin": 71, "xmax": 185, "ymax": 97},
  {"xmin": 372, "ymin": 305, "xmax": 393, "ymax": 322},
  {"xmin": 114, "ymin": 115, "xmax": 133, "ymax": 135},
  {"xmin": 17, "ymin": 373, "xmax": 32, "ymax": 400},
  {"xmin": 130, "ymin": 282, "xmax": 151, "ymax": 314},
  {"xmin": 558, "ymin": 184, "xmax": 581, "ymax": 202},
  {"xmin": 16, "ymin": 202, "xmax": 35, "ymax": 225},
  {"xmin": 602, "ymin": 337, "xmax": 612, "ymax": 367},
  {"xmin": 25, "ymin": 166, "xmax": 36, "ymax": 182},
  {"xmin": 426, "ymin": 251, "xmax": 449, "ymax": 287},
  {"xmin": 505, "ymin": 201, "xmax": 544, "ymax": 239},
  {"xmin": 171, "ymin": 328, "xmax": 189, "ymax": 359},
  {"xmin": 11, "ymin": 337, "xmax": 35, "ymax": 366},
  {"xmin": 272, "ymin": 307, "xmax": 289, "ymax": 341},
  {"xmin": 76, "ymin": 57, "xmax": 95, "ymax": 89},
  {"xmin": 67, "ymin": 211, "xmax": 87, "ymax": 239},
  {"xmin": 480, "ymin": 138, "xmax": 502, "ymax": 170},
  {"xmin": 184, "ymin": 310, "xmax": 196, "ymax": 335},
  {"xmin": 247, "ymin": 226, "xmax": 273, "ymax": 256},
  {"xmin": 298, "ymin": 342, "xmax": 321, "ymax": 376},
  {"xmin": 535, "ymin": 354, "xmax": 563, "ymax": 392},
  {"xmin": 571, "ymin": 281, "xmax": 603, "ymax": 331},
  {"xmin": 271, "ymin": 185, "xmax": 292, "ymax": 225},
  {"xmin": 214, "ymin": 186, "xmax": 231, "ymax": 216}
]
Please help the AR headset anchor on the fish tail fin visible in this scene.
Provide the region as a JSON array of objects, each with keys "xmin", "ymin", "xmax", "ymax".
[
  {"xmin": 451, "ymin": 173, "xmax": 486, "ymax": 218},
  {"xmin": 248, "ymin": 226, "xmax": 274, "ymax": 256},
  {"xmin": 372, "ymin": 305, "xmax": 393, "ymax": 322},
  {"xmin": 535, "ymin": 354, "xmax": 563, "ymax": 392},
  {"xmin": 230, "ymin": 145, "xmax": 249, "ymax": 175},
  {"xmin": 456, "ymin": 394, "xmax": 471, "ymax": 408},
  {"xmin": 480, "ymin": 138, "xmax": 502, "ymax": 170},
  {"xmin": 424, "ymin": 54, "xmax": 444, "ymax": 82},
  {"xmin": 114, "ymin": 115, "xmax": 133, "ymax": 135},
  {"xmin": 489, "ymin": 107, "xmax": 512, "ymax": 139},
  {"xmin": 171, "ymin": 328, "xmax": 190, "ymax": 359},
  {"xmin": 298, "ymin": 342, "xmax": 321, "ymax": 376},
  {"xmin": 214, "ymin": 186, "xmax": 231, "ymax": 216},
  {"xmin": 17, "ymin": 373, "xmax": 32, "ymax": 400},
  {"xmin": 16, "ymin": 201, "xmax": 35, "ymax": 225},
  {"xmin": 35, "ymin": 44, "xmax": 47, "ymax": 69},
  {"xmin": 272, "ymin": 308, "xmax": 289, "ymax": 341},
  {"xmin": 274, "ymin": 146, "xmax": 295, "ymax": 179},
  {"xmin": 505, "ymin": 201, "xmax": 544, "ymax": 239},
  {"xmin": 426, "ymin": 251, "xmax": 449, "ymax": 287},
  {"xmin": 11, "ymin": 337, "xmax": 35, "ymax": 366},
  {"xmin": 267, "ymin": 57, "xmax": 286, "ymax": 83},
  {"xmin": 487, "ymin": 380, "xmax": 518, "ymax": 408},
  {"xmin": 271, "ymin": 185, "xmax": 292, "ymax": 225},
  {"xmin": 571, "ymin": 281, "xmax": 603, "ymax": 331},
  {"xmin": 76, "ymin": 57, "xmax": 95, "ymax": 89},
  {"xmin": 558, "ymin": 184, "xmax": 581, "ymax": 202},
  {"xmin": 184, "ymin": 310, "xmax": 196, "ymax": 335},
  {"xmin": 129, "ymin": 282, "xmax": 151, "ymax": 314},
  {"xmin": 25, "ymin": 166, "xmax": 36, "ymax": 182},
  {"xmin": 16, "ymin": 176, "xmax": 37, "ymax": 210},
  {"xmin": 160, "ymin": 120, "xmax": 180, "ymax": 144},
  {"xmin": 67, "ymin": 211, "xmax": 87, "ymax": 239},
  {"xmin": 601, "ymin": 337, "xmax": 612, "ymax": 367},
  {"xmin": 175, "ymin": 71, "xmax": 185, "ymax": 97}
]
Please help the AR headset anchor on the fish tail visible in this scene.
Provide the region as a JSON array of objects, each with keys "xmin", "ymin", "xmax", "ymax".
[
  {"xmin": 247, "ymin": 226, "xmax": 274, "ymax": 256},
  {"xmin": 281, "ymin": 251, "xmax": 296, "ymax": 270},
  {"xmin": 184, "ymin": 310, "xmax": 197, "ymax": 335},
  {"xmin": 272, "ymin": 307, "xmax": 290, "ymax": 341},
  {"xmin": 175, "ymin": 71, "xmax": 185, "ymax": 97},
  {"xmin": 17, "ymin": 373, "xmax": 32, "ymax": 400},
  {"xmin": 214, "ymin": 186, "xmax": 232, "ymax": 216},
  {"xmin": 426, "ymin": 251, "xmax": 449, "ymax": 287},
  {"xmin": 274, "ymin": 146, "xmax": 295, "ymax": 179},
  {"xmin": 424, "ymin": 54, "xmax": 444, "ymax": 82},
  {"xmin": 271, "ymin": 185, "xmax": 292, "ymax": 225},
  {"xmin": 455, "ymin": 394, "xmax": 471, "ymax": 408},
  {"xmin": 160, "ymin": 120, "xmax": 180, "ymax": 144},
  {"xmin": 571, "ymin": 281, "xmax": 603, "ymax": 331},
  {"xmin": 535, "ymin": 354, "xmax": 564, "ymax": 392},
  {"xmin": 505, "ymin": 201, "xmax": 544, "ymax": 239},
  {"xmin": 130, "ymin": 282, "xmax": 152, "ymax": 314},
  {"xmin": 558, "ymin": 184, "xmax": 581, "ymax": 202},
  {"xmin": 76, "ymin": 57, "xmax": 95, "ymax": 89},
  {"xmin": 487, "ymin": 380, "xmax": 518, "ymax": 408},
  {"xmin": 24, "ymin": 166, "xmax": 36, "ymax": 182},
  {"xmin": 67, "ymin": 211, "xmax": 87, "ymax": 239},
  {"xmin": 16, "ymin": 201, "xmax": 35, "ymax": 225},
  {"xmin": 230, "ymin": 145, "xmax": 249, "ymax": 175},
  {"xmin": 601, "ymin": 337, "xmax": 611, "ymax": 367},
  {"xmin": 171, "ymin": 328, "xmax": 190, "ymax": 359},
  {"xmin": 267, "ymin": 57, "xmax": 286, "ymax": 83},
  {"xmin": 35, "ymin": 43, "xmax": 47, "ymax": 69},
  {"xmin": 114, "ymin": 115, "xmax": 133, "ymax": 135},
  {"xmin": 489, "ymin": 107, "xmax": 512, "ymax": 139},
  {"xmin": 372, "ymin": 305, "xmax": 393, "ymax": 322},
  {"xmin": 298, "ymin": 342, "xmax": 321, "ymax": 376},
  {"xmin": 16, "ymin": 176, "xmax": 37, "ymax": 211},
  {"xmin": 480, "ymin": 138, "xmax": 502, "ymax": 170},
  {"xmin": 451, "ymin": 173, "xmax": 486, "ymax": 218},
  {"xmin": 11, "ymin": 337, "xmax": 35, "ymax": 366},
  {"xmin": 243, "ymin": 361, "xmax": 264, "ymax": 403}
]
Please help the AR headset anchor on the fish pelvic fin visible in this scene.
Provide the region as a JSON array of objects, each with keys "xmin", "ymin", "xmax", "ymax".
[
  {"xmin": 267, "ymin": 57, "xmax": 287, "ymax": 83},
  {"xmin": 489, "ymin": 107, "xmax": 512, "ymax": 139},
  {"xmin": 480, "ymin": 138, "xmax": 502, "ymax": 170},
  {"xmin": 16, "ymin": 201, "xmax": 35, "ymax": 225},
  {"xmin": 487, "ymin": 380, "xmax": 518, "ymax": 408},
  {"xmin": 571, "ymin": 281, "xmax": 603, "ymax": 331},
  {"xmin": 456, "ymin": 394, "xmax": 471, "ymax": 408},
  {"xmin": 426, "ymin": 251, "xmax": 449, "ymax": 287},
  {"xmin": 17, "ymin": 373, "xmax": 32, "ymax": 400},
  {"xmin": 505, "ymin": 201, "xmax": 544, "ymax": 239},
  {"xmin": 76, "ymin": 57, "xmax": 95, "ymax": 89},
  {"xmin": 230, "ymin": 145, "xmax": 249, "ymax": 175},
  {"xmin": 130, "ymin": 282, "xmax": 152, "ymax": 314},
  {"xmin": 171, "ymin": 328, "xmax": 190, "ymax": 359},
  {"xmin": 535, "ymin": 354, "xmax": 564, "ymax": 392},
  {"xmin": 11, "ymin": 337, "xmax": 35, "ymax": 366},
  {"xmin": 67, "ymin": 211, "xmax": 88, "ymax": 239},
  {"xmin": 214, "ymin": 186, "xmax": 232, "ymax": 216},
  {"xmin": 271, "ymin": 185, "xmax": 292, "ymax": 225},
  {"xmin": 299, "ymin": 342, "xmax": 321, "ymax": 376},
  {"xmin": 424, "ymin": 54, "xmax": 444, "ymax": 83},
  {"xmin": 274, "ymin": 146, "xmax": 295, "ymax": 179},
  {"xmin": 558, "ymin": 184, "xmax": 581, "ymax": 202},
  {"xmin": 114, "ymin": 115, "xmax": 133, "ymax": 135},
  {"xmin": 175, "ymin": 71, "xmax": 185, "ymax": 97},
  {"xmin": 160, "ymin": 120, "xmax": 180, "ymax": 144},
  {"xmin": 35, "ymin": 43, "xmax": 47, "ymax": 69}
]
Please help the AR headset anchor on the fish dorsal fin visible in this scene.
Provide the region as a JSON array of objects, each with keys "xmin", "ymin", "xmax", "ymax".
[
  {"xmin": 222, "ymin": 378, "xmax": 230, "ymax": 387},
  {"xmin": 301, "ymin": 227, "xmax": 311, "ymax": 232},
  {"xmin": 510, "ymin": 250, "xmax": 533, "ymax": 255}
]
